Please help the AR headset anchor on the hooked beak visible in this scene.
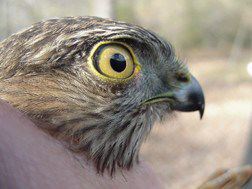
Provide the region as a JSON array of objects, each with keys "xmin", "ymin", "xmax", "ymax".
[
  {"xmin": 143, "ymin": 75, "xmax": 205, "ymax": 119},
  {"xmin": 172, "ymin": 76, "xmax": 205, "ymax": 119}
]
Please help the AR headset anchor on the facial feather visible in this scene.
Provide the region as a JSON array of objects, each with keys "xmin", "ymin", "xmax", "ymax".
[{"xmin": 0, "ymin": 16, "xmax": 186, "ymax": 174}]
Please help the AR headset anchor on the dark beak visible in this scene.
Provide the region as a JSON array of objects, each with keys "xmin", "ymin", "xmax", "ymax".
[{"xmin": 172, "ymin": 76, "xmax": 205, "ymax": 119}]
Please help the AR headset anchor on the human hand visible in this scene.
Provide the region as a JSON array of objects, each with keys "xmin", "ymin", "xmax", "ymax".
[{"xmin": 0, "ymin": 100, "xmax": 164, "ymax": 189}]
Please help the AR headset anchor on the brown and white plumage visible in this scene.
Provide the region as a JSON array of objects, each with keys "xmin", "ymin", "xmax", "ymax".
[{"xmin": 0, "ymin": 16, "xmax": 204, "ymax": 174}]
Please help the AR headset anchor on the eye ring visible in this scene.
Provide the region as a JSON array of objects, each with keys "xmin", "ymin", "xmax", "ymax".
[
  {"xmin": 93, "ymin": 43, "xmax": 134, "ymax": 79},
  {"xmin": 87, "ymin": 41, "xmax": 141, "ymax": 82}
]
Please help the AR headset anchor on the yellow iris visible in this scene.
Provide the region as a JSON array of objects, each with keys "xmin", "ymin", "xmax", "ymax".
[{"xmin": 94, "ymin": 44, "xmax": 134, "ymax": 79}]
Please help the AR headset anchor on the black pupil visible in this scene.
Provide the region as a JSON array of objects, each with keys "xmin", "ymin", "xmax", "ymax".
[{"xmin": 110, "ymin": 53, "xmax": 126, "ymax": 72}]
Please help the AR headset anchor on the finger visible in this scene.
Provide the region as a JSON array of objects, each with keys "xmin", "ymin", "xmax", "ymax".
[{"xmin": 198, "ymin": 165, "xmax": 252, "ymax": 189}]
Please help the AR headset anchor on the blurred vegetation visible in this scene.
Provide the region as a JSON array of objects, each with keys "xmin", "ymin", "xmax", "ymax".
[
  {"xmin": 0, "ymin": 0, "xmax": 251, "ymax": 54},
  {"xmin": 0, "ymin": 2, "xmax": 251, "ymax": 188}
]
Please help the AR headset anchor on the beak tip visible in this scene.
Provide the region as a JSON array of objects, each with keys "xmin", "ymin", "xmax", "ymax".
[
  {"xmin": 200, "ymin": 112, "xmax": 203, "ymax": 119},
  {"xmin": 199, "ymin": 104, "xmax": 205, "ymax": 119}
]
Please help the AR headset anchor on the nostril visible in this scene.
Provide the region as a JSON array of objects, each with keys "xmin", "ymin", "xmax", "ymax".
[{"xmin": 176, "ymin": 72, "xmax": 190, "ymax": 82}]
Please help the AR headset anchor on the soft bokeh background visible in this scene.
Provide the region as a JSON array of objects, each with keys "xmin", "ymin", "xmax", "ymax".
[{"xmin": 0, "ymin": 0, "xmax": 251, "ymax": 188}]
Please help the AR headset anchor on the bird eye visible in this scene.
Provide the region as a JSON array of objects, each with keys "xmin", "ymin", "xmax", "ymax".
[{"xmin": 93, "ymin": 44, "xmax": 135, "ymax": 79}]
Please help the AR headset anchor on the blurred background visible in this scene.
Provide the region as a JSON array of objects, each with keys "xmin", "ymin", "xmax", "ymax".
[{"xmin": 0, "ymin": 0, "xmax": 251, "ymax": 188}]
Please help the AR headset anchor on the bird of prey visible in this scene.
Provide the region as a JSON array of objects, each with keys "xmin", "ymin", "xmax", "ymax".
[{"xmin": 0, "ymin": 17, "xmax": 251, "ymax": 188}]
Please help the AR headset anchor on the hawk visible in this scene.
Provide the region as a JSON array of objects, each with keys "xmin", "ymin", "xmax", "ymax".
[{"xmin": 0, "ymin": 17, "xmax": 250, "ymax": 188}]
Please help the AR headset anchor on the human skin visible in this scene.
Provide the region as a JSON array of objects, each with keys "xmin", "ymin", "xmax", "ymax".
[{"xmin": 0, "ymin": 100, "xmax": 164, "ymax": 189}]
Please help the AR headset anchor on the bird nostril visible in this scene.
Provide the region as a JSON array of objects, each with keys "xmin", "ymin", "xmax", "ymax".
[{"xmin": 175, "ymin": 72, "xmax": 190, "ymax": 82}]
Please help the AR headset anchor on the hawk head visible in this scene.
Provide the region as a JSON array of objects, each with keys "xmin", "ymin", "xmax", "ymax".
[{"xmin": 0, "ymin": 17, "xmax": 204, "ymax": 174}]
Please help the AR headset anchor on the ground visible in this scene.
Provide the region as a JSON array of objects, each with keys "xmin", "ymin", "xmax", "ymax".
[{"xmin": 141, "ymin": 54, "xmax": 252, "ymax": 189}]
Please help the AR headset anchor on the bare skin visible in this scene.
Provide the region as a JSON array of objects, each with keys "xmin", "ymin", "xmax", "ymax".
[
  {"xmin": 198, "ymin": 167, "xmax": 252, "ymax": 189},
  {"xmin": 0, "ymin": 101, "xmax": 164, "ymax": 189},
  {"xmin": 0, "ymin": 100, "xmax": 251, "ymax": 189}
]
